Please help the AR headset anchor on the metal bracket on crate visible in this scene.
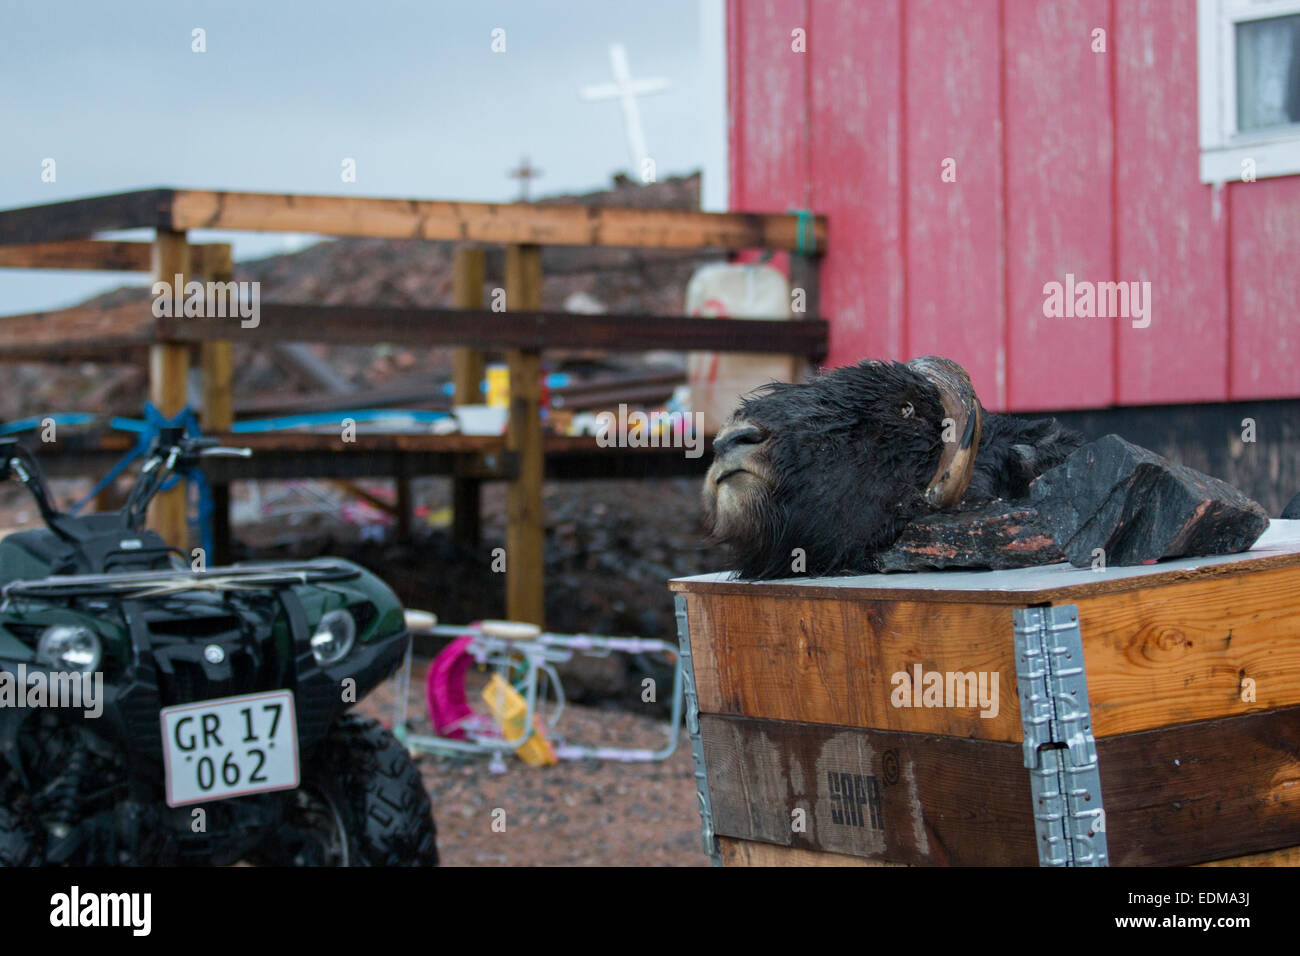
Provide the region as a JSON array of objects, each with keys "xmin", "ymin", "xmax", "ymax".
[
  {"xmin": 1013, "ymin": 604, "xmax": 1109, "ymax": 867},
  {"xmin": 676, "ymin": 595, "xmax": 721, "ymax": 867}
]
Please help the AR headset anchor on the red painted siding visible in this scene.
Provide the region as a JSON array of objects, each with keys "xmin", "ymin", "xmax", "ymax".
[
  {"xmin": 1230, "ymin": 175, "xmax": 1300, "ymax": 400},
  {"xmin": 1114, "ymin": 0, "xmax": 1229, "ymax": 405},
  {"xmin": 728, "ymin": 0, "xmax": 1300, "ymax": 411},
  {"xmin": 728, "ymin": 0, "xmax": 809, "ymax": 214},
  {"xmin": 810, "ymin": 0, "xmax": 905, "ymax": 363},
  {"xmin": 1003, "ymin": 0, "xmax": 1114, "ymax": 410},
  {"xmin": 904, "ymin": 0, "xmax": 1006, "ymax": 406}
]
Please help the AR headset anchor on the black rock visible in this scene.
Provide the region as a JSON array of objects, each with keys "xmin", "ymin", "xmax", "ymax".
[
  {"xmin": 1030, "ymin": 434, "xmax": 1269, "ymax": 567},
  {"xmin": 874, "ymin": 500, "xmax": 1064, "ymax": 571}
]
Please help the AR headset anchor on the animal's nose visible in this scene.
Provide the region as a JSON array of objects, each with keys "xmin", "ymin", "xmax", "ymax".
[{"xmin": 713, "ymin": 424, "xmax": 765, "ymax": 457}]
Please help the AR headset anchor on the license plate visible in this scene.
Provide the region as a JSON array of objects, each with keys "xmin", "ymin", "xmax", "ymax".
[{"xmin": 160, "ymin": 690, "xmax": 299, "ymax": 807}]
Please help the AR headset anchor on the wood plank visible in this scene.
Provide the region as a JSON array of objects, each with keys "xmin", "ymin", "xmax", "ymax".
[
  {"xmin": 157, "ymin": 304, "xmax": 830, "ymax": 357},
  {"xmin": 452, "ymin": 246, "xmax": 488, "ymax": 403},
  {"xmin": 685, "ymin": 592, "xmax": 1023, "ymax": 739},
  {"xmin": 0, "ymin": 239, "xmax": 229, "ymax": 273},
  {"xmin": 701, "ymin": 714, "xmax": 1036, "ymax": 865},
  {"xmin": 0, "ymin": 190, "xmax": 173, "ymax": 245},
  {"xmin": 718, "ymin": 837, "xmax": 906, "ymax": 867},
  {"xmin": 1075, "ymin": 565, "xmax": 1300, "ymax": 737},
  {"xmin": 147, "ymin": 230, "xmax": 191, "ymax": 549},
  {"xmin": 504, "ymin": 244, "xmax": 545, "ymax": 627},
  {"xmin": 1197, "ymin": 845, "xmax": 1300, "ymax": 867},
  {"xmin": 669, "ymin": 519, "xmax": 1300, "ymax": 605},
  {"xmin": 704, "ymin": 707, "xmax": 1300, "ymax": 867},
  {"xmin": 679, "ymin": 562, "xmax": 1300, "ymax": 741},
  {"xmin": 167, "ymin": 188, "xmax": 827, "ymax": 251},
  {"xmin": 1098, "ymin": 706, "xmax": 1300, "ymax": 866}
]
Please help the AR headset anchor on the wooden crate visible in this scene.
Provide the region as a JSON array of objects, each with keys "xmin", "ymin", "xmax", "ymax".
[{"xmin": 669, "ymin": 521, "xmax": 1300, "ymax": 867}]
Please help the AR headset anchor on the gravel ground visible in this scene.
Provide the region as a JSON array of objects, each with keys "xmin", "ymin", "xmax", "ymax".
[{"xmin": 356, "ymin": 659, "xmax": 708, "ymax": 867}]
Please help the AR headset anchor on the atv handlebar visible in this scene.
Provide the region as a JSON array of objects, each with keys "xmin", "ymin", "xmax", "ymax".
[
  {"xmin": 0, "ymin": 440, "xmax": 63, "ymax": 529},
  {"xmin": 1, "ymin": 430, "xmax": 252, "ymax": 537},
  {"xmin": 123, "ymin": 430, "xmax": 252, "ymax": 529}
]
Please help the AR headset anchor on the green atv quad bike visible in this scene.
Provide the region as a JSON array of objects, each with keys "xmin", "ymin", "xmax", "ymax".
[{"xmin": 0, "ymin": 429, "xmax": 437, "ymax": 866}]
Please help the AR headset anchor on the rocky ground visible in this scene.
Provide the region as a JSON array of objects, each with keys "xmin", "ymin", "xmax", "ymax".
[{"xmin": 357, "ymin": 658, "xmax": 707, "ymax": 867}]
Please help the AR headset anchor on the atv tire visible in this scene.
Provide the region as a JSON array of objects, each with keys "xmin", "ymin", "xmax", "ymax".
[{"xmin": 258, "ymin": 715, "xmax": 437, "ymax": 866}]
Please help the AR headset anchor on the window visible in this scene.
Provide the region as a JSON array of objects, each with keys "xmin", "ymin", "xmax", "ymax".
[{"xmin": 1198, "ymin": 0, "xmax": 1300, "ymax": 182}]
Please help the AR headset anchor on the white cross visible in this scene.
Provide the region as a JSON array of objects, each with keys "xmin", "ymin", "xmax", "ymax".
[
  {"xmin": 508, "ymin": 155, "xmax": 543, "ymax": 201},
  {"xmin": 579, "ymin": 43, "xmax": 669, "ymax": 177}
]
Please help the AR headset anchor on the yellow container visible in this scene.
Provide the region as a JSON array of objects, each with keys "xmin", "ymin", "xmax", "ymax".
[
  {"xmin": 481, "ymin": 673, "xmax": 557, "ymax": 766},
  {"xmin": 485, "ymin": 365, "xmax": 510, "ymax": 409}
]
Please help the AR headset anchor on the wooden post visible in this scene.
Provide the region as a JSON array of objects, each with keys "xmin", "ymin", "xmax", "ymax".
[
  {"xmin": 504, "ymin": 243, "xmax": 544, "ymax": 626},
  {"xmin": 148, "ymin": 229, "xmax": 191, "ymax": 548},
  {"xmin": 201, "ymin": 245, "xmax": 235, "ymax": 565},
  {"xmin": 395, "ymin": 472, "xmax": 414, "ymax": 539},
  {"xmin": 451, "ymin": 247, "xmax": 487, "ymax": 550}
]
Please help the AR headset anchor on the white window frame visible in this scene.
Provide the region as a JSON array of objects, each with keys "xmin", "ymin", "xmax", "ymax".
[{"xmin": 1198, "ymin": 0, "xmax": 1300, "ymax": 182}]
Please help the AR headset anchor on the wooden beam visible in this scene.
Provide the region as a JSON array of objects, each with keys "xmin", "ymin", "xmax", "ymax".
[
  {"xmin": 158, "ymin": 304, "xmax": 830, "ymax": 357},
  {"xmin": 0, "ymin": 189, "xmax": 173, "ymax": 246},
  {"xmin": 0, "ymin": 188, "xmax": 826, "ymax": 250},
  {"xmin": 0, "ymin": 239, "xmax": 229, "ymax": 273},
  {"xmin": 333, "ymin": 480, "xmax": 398, "ymax": 516},
  {"xmin": 452, "ymin": 247, "xmax": 488, "ymax": 550},
  {"xmin": 685, "ymin": 592, "xmax": 1023, "ymax": 740},
  {"xmin": 148, "ymin": 230, "xmax": 191, "ymax": 550},
  {"xmin": 1074, "ymin": 565, "xmax": 1300, "ymax": 737},
  {"xmin": 452, "ymin": 248, "xmax": 488, "ymax": 403},
  {"xmin": 1095, "ymin": 704, "xmax": 1300, "ymax": 866},
  {"xmin": 719, "ymin": 838, "xmax": 905, "ymax": 867},
  {"xmin": 704, "ymin": 706, "xmax": 1300, "ymax": 867},
  {"xmin": 395, "ymin": 474, "xmax": 414, "ymax": 539},
  {"xmin": 1198, "ymin": 845, "xmax": 1300, "ymax": 867},
  {"xmin": 504, "ymin": 244, "xmax": 545, "ymax": 627},
  {"xmin": 702, "ymin": 714, "xmax": 1036, "ymax": 865},
  {"xmin": 168, "ymin": 189, "xmax": 826, "ymax": 251},
  {"xmin": 28, "ymin": 430, "xmax": 707, "ymax": 483}
]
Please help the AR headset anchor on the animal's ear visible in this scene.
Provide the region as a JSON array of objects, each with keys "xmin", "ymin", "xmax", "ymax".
[{"xmin": 906, "ymin": 356, "xmax": 983, "ymax": 508}]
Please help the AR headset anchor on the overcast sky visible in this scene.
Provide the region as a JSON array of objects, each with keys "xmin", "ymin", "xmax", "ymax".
[{"xmin": 0, "ymin": 0, "xmax": 726, "ymax": 313}]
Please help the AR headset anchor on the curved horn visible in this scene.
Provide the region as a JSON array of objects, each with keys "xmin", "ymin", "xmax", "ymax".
[{"xmin": 907, "ymin": 356, "xmax": 983, "ymax": 509}]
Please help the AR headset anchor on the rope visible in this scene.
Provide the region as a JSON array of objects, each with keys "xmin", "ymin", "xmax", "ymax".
[
  {"xmin": 0, "ymin": 413, "xmax": 96, "ymax": 437},
  {"xmin": 793, "ymin": 208, "xmax": 817, "ymax": 256},
  {"xmin": 71, "ymin": 403, "xmax": 215, "ymax": 560}
]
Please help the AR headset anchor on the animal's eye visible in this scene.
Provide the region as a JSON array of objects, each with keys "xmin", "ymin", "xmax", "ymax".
[{"xmin": 900, "ymin": 402, "xmax": 915, "ymax": 419}]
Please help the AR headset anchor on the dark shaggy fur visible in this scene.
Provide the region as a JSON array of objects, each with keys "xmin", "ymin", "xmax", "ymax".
[{"xmin": 704, "ymin": 360, "xmax": 1082, "ymax": 579}]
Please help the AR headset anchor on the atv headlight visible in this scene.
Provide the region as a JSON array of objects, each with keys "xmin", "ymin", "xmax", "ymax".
[
  {"xmin": 36, "ymin": 626, "xmax": 102, "ymax": 674},
  {"xmin": 310, "ymin": 609, "xmax": 356, "ymax": 664}
]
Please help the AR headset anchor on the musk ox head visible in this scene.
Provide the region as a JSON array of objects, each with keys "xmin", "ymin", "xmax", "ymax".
[{"xmin": 703, "ymin": 356, "xmax": 983, "ymax": 579}]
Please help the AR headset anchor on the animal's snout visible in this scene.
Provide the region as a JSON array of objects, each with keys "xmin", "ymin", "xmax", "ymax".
[{"xmin": 713, "ymin": 424, "xmax": 766, "ymax": 457}]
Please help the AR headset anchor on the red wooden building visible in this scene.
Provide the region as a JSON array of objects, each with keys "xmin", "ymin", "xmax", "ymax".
[{"xmin": 727, "ymin": 0, "xmax": 1300, "ymax": 414}]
